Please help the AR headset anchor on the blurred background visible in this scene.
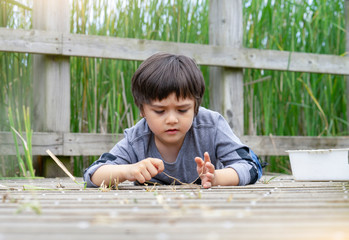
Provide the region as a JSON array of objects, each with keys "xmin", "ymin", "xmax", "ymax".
[{"xmin": 0, "ymin": 0, "xmax": 347, "ymax": 177}]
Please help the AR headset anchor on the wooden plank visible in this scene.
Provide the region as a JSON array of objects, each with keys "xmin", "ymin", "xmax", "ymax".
[
  {"xmin": 0, "ymin": 28, "xmax": 61, "ymax": 54},
  {"xmin": 209, "ymin": 0, "xmax": 244, "ymax": 136},
  {"xmin": 0, "ymin": 177, "xmax": 348, "ymax": 240},
  {"xmin": 1, "ymin": 132, "xmax": 349, "ymax": 156},
  {"xmin": 1, "ymin": 28, "xmax": 349, "ymax": 75},
  {"xmin": 241, "ymin": 135, "xmax": 349, "ymax": 156},
  {"xmin": 0, "ymin": 225, "xmax": 347, "ymax": 240},
  {"xmin": 239, "ymin": 48, "xmax": 349, "ymax": 75},
  {"xmin": 63, "ymin": 133, "xmax": 123, "ymax": 156},
  {"xmin": 52, "ymin": 33, "xmax": 349, "ymax": 76},
  {"xmin": 0, "ymin": 132, "xmax": 123, "ymax": 156},
  {"xmin": 0, "ymin": 131, "xmax": 63, "ymax": 155}
]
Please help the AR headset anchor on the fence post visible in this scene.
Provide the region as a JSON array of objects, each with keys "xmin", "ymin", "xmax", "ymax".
[
  {"xmin": 209, "ymin": 0, "xmax": 244, "ymax": 137},
  {"xmin": 32, "ymin": 0, "xmax": 70, "ymax": 133},
  {"xmin": 32, "ymin": 0, "xmax": 71, "ymax": 176},
  {"xmin": 344, "ymin": 0, "xmax": 349, "ymax": 131}
]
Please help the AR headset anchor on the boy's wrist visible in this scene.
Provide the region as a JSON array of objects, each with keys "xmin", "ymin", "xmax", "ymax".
[
  {"xmin": 213, "ymin": 168, "xmax": 239, "ymax": 186},
  {"xmin": 116, "ymin": 164, "xmax": 132, "ymax": 182}
]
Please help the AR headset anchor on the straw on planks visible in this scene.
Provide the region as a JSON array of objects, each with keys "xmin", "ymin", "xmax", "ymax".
[{"xmin": 0, "ymin": 175, "xmax": 348, "ymax": 240}]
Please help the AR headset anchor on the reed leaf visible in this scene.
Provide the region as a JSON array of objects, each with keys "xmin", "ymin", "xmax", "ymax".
[{"xmin": 8, "ymin": 107, "xmax": 26, "ymax": 176}]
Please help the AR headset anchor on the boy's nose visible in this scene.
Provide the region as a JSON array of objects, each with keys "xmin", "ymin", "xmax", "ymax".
[{"xmin": 166, "ymin": 112, "xmax": 179, "ymax": 124}]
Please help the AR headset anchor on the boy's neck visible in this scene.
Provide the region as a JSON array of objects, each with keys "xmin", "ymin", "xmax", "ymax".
[{"xmin": 154, "ymin": 137, "xmax": 184, "ymax": 163}]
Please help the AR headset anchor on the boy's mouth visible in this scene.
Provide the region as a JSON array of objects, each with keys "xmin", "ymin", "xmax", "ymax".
[{"xmin": 166, "ymin": 128, "xmax": 178, "ymax": 134}]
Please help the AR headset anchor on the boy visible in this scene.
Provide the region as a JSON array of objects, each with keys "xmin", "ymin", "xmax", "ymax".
[{"xmin": 83, "ymin": 52, "xmax": 262, "ymax": 188}]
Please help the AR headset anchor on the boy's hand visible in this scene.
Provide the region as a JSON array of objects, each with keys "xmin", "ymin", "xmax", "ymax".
[
  {"xmin": 125, "ymin": 158, "xmax": 164, "ymax": 183},
  {"xmin": 195, "ymin": 152, "xmax": 216, "ymax": 188}
]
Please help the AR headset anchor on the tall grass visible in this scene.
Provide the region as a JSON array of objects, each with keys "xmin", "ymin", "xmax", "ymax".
[
  {"xmin": 0, "ymin": 0, "xmax": 32, "ymax": 177},
  {"xmin": 8, "ymin": 106, "xmax": 35, "ymax": 177},
  {"xmin": 0, "ymin": 0, "xmax": 347, "ymax": 176},
  {"xmin": 243, "ymin": 0, "xmax": 347, "ymax": 172}
]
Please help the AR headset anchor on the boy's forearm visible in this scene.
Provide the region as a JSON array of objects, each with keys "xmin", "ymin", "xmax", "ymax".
[
  {"xmin": 91, "ymin": 164, "xmax": 129, "ymax": 186},
  {"xmin": 213, "ymin": 168, "xmax": 239, "ymax": 186}
]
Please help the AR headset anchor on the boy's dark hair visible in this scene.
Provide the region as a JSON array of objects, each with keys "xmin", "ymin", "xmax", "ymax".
[{"xmin": 131, "ymin": 52, "xmax": 205, "ymax": 115}]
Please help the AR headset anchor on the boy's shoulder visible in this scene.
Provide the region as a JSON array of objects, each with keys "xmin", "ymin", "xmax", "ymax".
[
  {"xmin": 123, "ymin": 118, "xmax": 151, "ymax": 142},
  {"xmin": 193, "ymin": 107, "xmax": 222, "ymax": 127}
]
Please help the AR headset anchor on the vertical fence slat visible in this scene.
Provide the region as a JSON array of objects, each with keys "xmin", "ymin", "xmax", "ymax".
[
  {"xmin": 344, "ymin": 0, "xmax": 349, "ymax": 130},
  {"xmin": 209, "ymin": 0, "xmax": 244, "ymax": 137},
  {"xmin": 32, "ymin": 0, "xmax": 71, "ymax": 177},
  {"xmin": 32, "ymin": 0, "xmax": 70, "ymax": 133}
]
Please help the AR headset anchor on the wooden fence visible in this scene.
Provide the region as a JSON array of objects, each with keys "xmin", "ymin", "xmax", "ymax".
[{"xmin": 1, "ymin": 0, "xmax": 349, "ymax": 157}]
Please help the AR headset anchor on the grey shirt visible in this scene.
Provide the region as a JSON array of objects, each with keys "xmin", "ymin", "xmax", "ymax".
[{"xmin": 83, "ymin": 107, "xmax": 259, "ymax": 187}]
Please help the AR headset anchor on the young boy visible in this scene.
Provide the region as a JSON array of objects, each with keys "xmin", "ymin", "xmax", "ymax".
[{"xmin": 83, "ymin": 52, "xmax": 262, "ymax": 188}]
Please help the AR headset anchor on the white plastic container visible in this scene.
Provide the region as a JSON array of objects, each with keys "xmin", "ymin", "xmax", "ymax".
[{"xmin": 286, "ymin": 148, "xmax": 349, "ymax": 181}]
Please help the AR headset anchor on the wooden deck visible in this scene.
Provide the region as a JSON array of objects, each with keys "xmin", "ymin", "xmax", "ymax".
[{"xmin": 1, "ymin": 175, "xmax": 348, "ymax": 240}]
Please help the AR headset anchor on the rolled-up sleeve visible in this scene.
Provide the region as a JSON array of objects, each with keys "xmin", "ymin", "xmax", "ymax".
[
  {"xmin": 83, "ymin": 137, "xmax": 134, "ymax": 187},
  {"xmin": 228, "ymin": 148, "xmax": 259, "ymax": 186},
  {"xmin": 214, "ymin": 115, "xmax": 260, "ymax": 186},
  {"xmin": 83, "ymin": 153, "xmax": 119, "ymax": 187}
]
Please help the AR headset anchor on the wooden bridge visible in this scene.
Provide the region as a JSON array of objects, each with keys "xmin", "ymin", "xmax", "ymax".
[{"xmin": 1, "ymin": 175, "xmax": 348, "ymax": 240}]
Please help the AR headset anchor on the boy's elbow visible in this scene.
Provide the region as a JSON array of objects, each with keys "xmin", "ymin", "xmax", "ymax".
[{"xmin": 248, "ymin": 165, "xmax": 259, "ymax": 184}]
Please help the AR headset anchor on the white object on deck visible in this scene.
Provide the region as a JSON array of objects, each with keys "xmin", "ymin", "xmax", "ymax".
[{"xmin": 286, "ymin": 148, "xmax": 349, "ymax": 181}]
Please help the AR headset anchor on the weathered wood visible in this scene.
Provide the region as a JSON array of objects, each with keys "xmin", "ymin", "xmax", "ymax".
[
  {"xmin": 0, "ymin": 177, "xmax": 348, "ymax": 240},
  {"xmin": 223, "ymin": 68, "xmax": 244, "ymax": 135},
  {"xmin": 209, "ymin": 0, "xmax": 244, "ymax": 136},
  {"xmin": 241, "ymin": 135, "xmax": 349, "ymax": 156},
  {"xmin": 1, "ymin": 28, "xmax": 349, "ymax": 75},
  {"xmin": 346, "ymin": 0, "xmax": 349, "ymax": 129},
  {"xmin": 0, "ymin": 28, "xmax": 61, "ymax": 54},
  {"xmin": 1, "ymin": 132, "xmax": 349, "ymax": 156},
  {"xmin": 0, "ymin": 132, "xmax": 123, "ymax": 156},
  {"xmin": 63, "ymin": 133, "xmax": 123, "ymax": 156},
  {"xmin": 32, "ymin": 0, "xmax": 70, "ymax": 133},
  {"xmin": 0, "ymin": 131, "xmax": 63, "ymax": 155}
]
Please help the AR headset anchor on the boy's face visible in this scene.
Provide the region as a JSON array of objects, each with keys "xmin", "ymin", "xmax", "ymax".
[{"xmin": 142, "ymin": 93, "xmax": 195, "ymax": 149}]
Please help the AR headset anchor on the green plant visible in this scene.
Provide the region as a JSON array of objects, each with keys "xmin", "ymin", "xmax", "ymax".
[
  {"xmin": 259, "ymin": 175, "xmax": 278, "ymax": 184},
  {"xmin": 243, "ymin": 0, "xmax": 347, "ymax": 172},
  {"xmin": 243, "ymin": 0, "xmax": 347, "ymax": 137},
  {"xmin": 8, "ymin": 106, "xmax": 35, "ymax": 177}
]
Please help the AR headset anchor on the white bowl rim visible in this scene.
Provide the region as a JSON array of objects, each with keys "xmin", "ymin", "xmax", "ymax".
[{"xmin": 286, "ymin": 148, "xmax": 349, "ymax": 153}]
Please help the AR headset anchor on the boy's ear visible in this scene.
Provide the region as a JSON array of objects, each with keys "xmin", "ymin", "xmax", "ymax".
[
  {"xmin": 138, "ymin": 105, "xmax": 144, "ymax": 118},
  {"xmin": 140, "ymin": 110, "xmax": 145, "ymax": 118}
]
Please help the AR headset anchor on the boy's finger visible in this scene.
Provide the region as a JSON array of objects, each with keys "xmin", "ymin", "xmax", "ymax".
[
  {"xmin": 204, "ymin": 152, "xmax": 211, "ymax": 163},
  {"xmin": 150, "ymin": 158, "xmax": 165, "ymax": 173},
  {"xmin": 194, "ymin": 157, "xmax": 204, "ymax": 167},
  {"xmin": 195, "ymin": 157, "xmax": 205, "ymax": 174},
  {"xmin": 135, "ymin": 172, "xmax": 146, "ymax": 183},
  {"xmin": 203, "ymin": 181, "xmax": 212, "ymax": 189},
  {"xmin": 205, "ymin": 162, "xmax": 215, "ymax": 174},
  {"xmin": 146, "ymin": 162, "xmax": 161, "ymax": 177}
]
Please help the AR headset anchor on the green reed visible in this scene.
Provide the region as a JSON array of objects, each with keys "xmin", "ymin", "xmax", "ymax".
[
  {"xmin": 243, "ymin": 0, "xmax": 347, "ymax": 172},
  {"xmin": 8, "ymin": 106, "xmax": 35, "ymax": 177},
  {"xmin": 0, "ymin": 0, "xmax": 32, "ymax": 176},
  {"xmin": 0, "ymin": 0, "xmax": 347, "ymax": 175}
]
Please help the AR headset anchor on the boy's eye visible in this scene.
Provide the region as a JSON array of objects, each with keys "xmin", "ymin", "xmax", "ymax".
[
  {"xmin": 154, "ymin": 110, "xmax": 164, "ymax": 114},
  {"xmin": 178, "ymin": 109, "xmax": 188, "ymax": 113}
]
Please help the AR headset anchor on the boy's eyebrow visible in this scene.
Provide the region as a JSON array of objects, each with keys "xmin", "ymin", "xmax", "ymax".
[{"xmin": 150, "ymin": 103, "xmax": 193, "ymax": 108}]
